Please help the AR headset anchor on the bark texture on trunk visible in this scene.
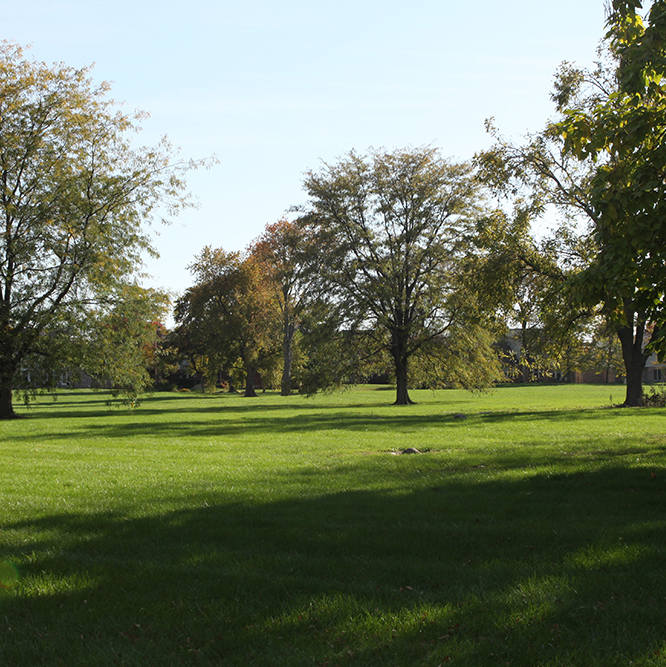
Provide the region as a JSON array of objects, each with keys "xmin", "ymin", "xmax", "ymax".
[
  {"xmin": 244, "ymin": 365, "xmax": 258, "ymax": 397},
  {"xmin": 617, "ymin": 323, "xmax": 648, "ymax": 407},
  {"xmin": 392, "ymin": 332, "xmax": 414, "ymax": 405},
  {"xmin": 394, "ymin": 374, "xmax": 414, "ymax": 405},
  {"xmin": 0, "ymin": 362, "xmax": 17, "ymax": 419},
  {"xmin": 0, "ymin": 384, "xmax": 16, "ymax": 420}
]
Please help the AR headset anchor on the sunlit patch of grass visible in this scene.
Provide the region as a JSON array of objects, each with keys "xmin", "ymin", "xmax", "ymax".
[{"xmin": 566, "ymin": 541, "xmax": 658, "ymax": 570}]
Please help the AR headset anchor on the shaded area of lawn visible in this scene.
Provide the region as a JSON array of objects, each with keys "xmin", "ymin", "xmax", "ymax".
[
  {"xmin": 5, "ymin": 392, "xmax": 648, "ymax": 445},
  {"xmin": 2, "ymin": 463, "xmax": 666, "ymax": 666},
  {"xmin": 9, "ymin": 383, "xmax": 627, "ymax": 422}
]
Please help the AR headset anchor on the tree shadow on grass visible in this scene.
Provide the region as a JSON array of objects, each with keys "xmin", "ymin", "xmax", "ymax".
[
  {"xmin": 16, "ymin": 386, "xmax": 639, "ymax": 423},
  {"xmin": 16, "ymin": 390, "xmax": 404, "ymax": 422},
  {"xmin": 2, "ymin": 464, "xmax": 666, "ymax": 666},
  {"xmin": 8, "ymin": 395, "xmax": 651, "ymax": 444}
]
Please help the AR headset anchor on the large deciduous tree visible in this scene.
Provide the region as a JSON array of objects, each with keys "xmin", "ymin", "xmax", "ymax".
[
  {"xmin": 249, "ymin": 218, "xmax": 318, "ymax": 396},
  {"xmin": 477, "ymin": 1, "xmax": 666, "ymax": 405},
  {"xmin": 174, "ymin": 247, "xmax": 281, "ymax": 397},
  {"xmin": 555, "ymin": 0, "xmax": 666, "ymax": 405},
  {"xmin": 0, "ymin": 42, "xmax": 199, "ymax": 418},
  {"xmin": 302, "ymin": 147, "xmax": 502, "ymax": 405}
]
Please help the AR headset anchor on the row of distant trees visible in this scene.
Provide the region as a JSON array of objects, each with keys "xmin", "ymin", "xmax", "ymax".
[
  {"xmin": 167, "ymin": 147, "xmax": 625, "ymax": 407},
  {"xmin": 0, "ymin": 0, "xmax": 665, "ymax": 417},
  {"xmin": 172, "ymin": 150, "xmax": 504, "ymax": 406},
  {"xmin": 173, "ymin": 0, "xmax": 666, "ymax": 407}
]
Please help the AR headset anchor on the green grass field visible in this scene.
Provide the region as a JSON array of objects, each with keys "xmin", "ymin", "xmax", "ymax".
[{"xmin": 1, "ymin": 384, "xmax": 665, "ymax": 666}]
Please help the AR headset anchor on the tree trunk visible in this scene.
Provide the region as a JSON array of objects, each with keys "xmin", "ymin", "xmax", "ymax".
[
  {"xmin": 244, "ymin": 365, "xmax": 258, "ymax": 397},
  {"xmin": 0, "ymin": 376, "xmax": 17, "ymax": 420},
  {"xmin": 395, "ymin": 373, "xmax": 413, "ymax": 405},
  {"xmin": 281, "ymin": 316, "xmax": 295, "ymax": 396},
  {"xmin": 624, "ymin": 360, "xmax": 645, "ymax": 406},
  {"xmin": 617, "ymin": 322, "xmax": 648, "ymax": 407},
  {"xmin": 391, "ymin": 332, "xmax": 414, "ymax": 405}
]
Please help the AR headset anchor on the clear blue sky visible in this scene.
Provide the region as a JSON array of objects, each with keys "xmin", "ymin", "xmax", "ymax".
[{"xmin": 6, "ymin": 0, "xmax": 608, "ymax": 303}]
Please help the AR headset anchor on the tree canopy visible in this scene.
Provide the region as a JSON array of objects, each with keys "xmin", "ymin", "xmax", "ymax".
[
  {"xmin": 174, "ymin": 247, "xmax": 282, "ymax": 397},
  {"xmin": 81, "ymin": 284, "xmax": 170, "ymax": 406},
  {"xmin": 554, "ymin": 0, "xmax": 666, "ymax": 404},
  {"xmin": 248, "ymin": 218, "xmax": 319, "ymax": 395},
  {"xmin": 0, "ymin": 42, "xmax": 201, "ymax": 417},
  {"xmin": 164, "ymin": 0, "xmax": 666, "ymax": 406},
  {"xmin": 302, "ymin": 147, "xmax": 502, "ymax": 405},
  {"xmin": 474, "ymin": 0, "xmax": 666, "ymax": 405}
]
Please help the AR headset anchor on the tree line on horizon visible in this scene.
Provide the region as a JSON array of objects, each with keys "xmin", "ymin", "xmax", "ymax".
[{"xmin": 0, "ymin": 0, "xmax": 665, "ymax": 418}]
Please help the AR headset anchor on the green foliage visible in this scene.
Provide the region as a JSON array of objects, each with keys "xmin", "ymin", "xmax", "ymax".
[
  {"xmin": 547, "ymin": 1, "xmax": 666, "ymax": 404},
  {"xmin": 303, "ymin": 147, "xmax": 501, "ymax": 404},
  {"xmin": 249, "ymin": 218, "xmax": 321, "ymax": 395},
  {"xmin": 556, "ymin": 2, "xmax": 666, "ymax": 345},
  {"xmin": 477, "ymin": 9, "xmax": 666, "ymax": 405},
  {"xmin": 147, "ymin": 326, "xmax": 181, "ymax": 390},
  {"xmin": 81, "ymin": 285, "xmax": 170, "ymax": 407},
  {"xmin": 0, "ymin": 41, "xmax": 203, "ymax": 418},
  {"xmin": 174, "ymin": 247, "xmax": 282, "ymax": 396},
  {"xmin": 643, "ymin": 383, "xmax": 666, "ymax": 406},
  {"xmin": 293, "ymin": 297, "xmax": 365, "ymax": 395},
  {"xmin": 468, "ymin": 201, "xmax": 593, "ymax": 384},
  {"xmin": 409, "ymin": 322, "xmax": 503, "ymax": 390},
  {"xmin": 578, "ymin": 317, "xmax": 626, "ymax": 382}
]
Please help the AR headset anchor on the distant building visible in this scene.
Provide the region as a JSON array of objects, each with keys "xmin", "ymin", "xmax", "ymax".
[{"xmin": 496, "ymin": 329, "xmax": 664, "ymax": 385}]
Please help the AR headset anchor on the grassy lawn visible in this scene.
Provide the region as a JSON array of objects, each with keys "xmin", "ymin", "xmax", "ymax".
[{"xmin": 1, "ymin": 384, "xmax": 665, "ymax": 666}]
